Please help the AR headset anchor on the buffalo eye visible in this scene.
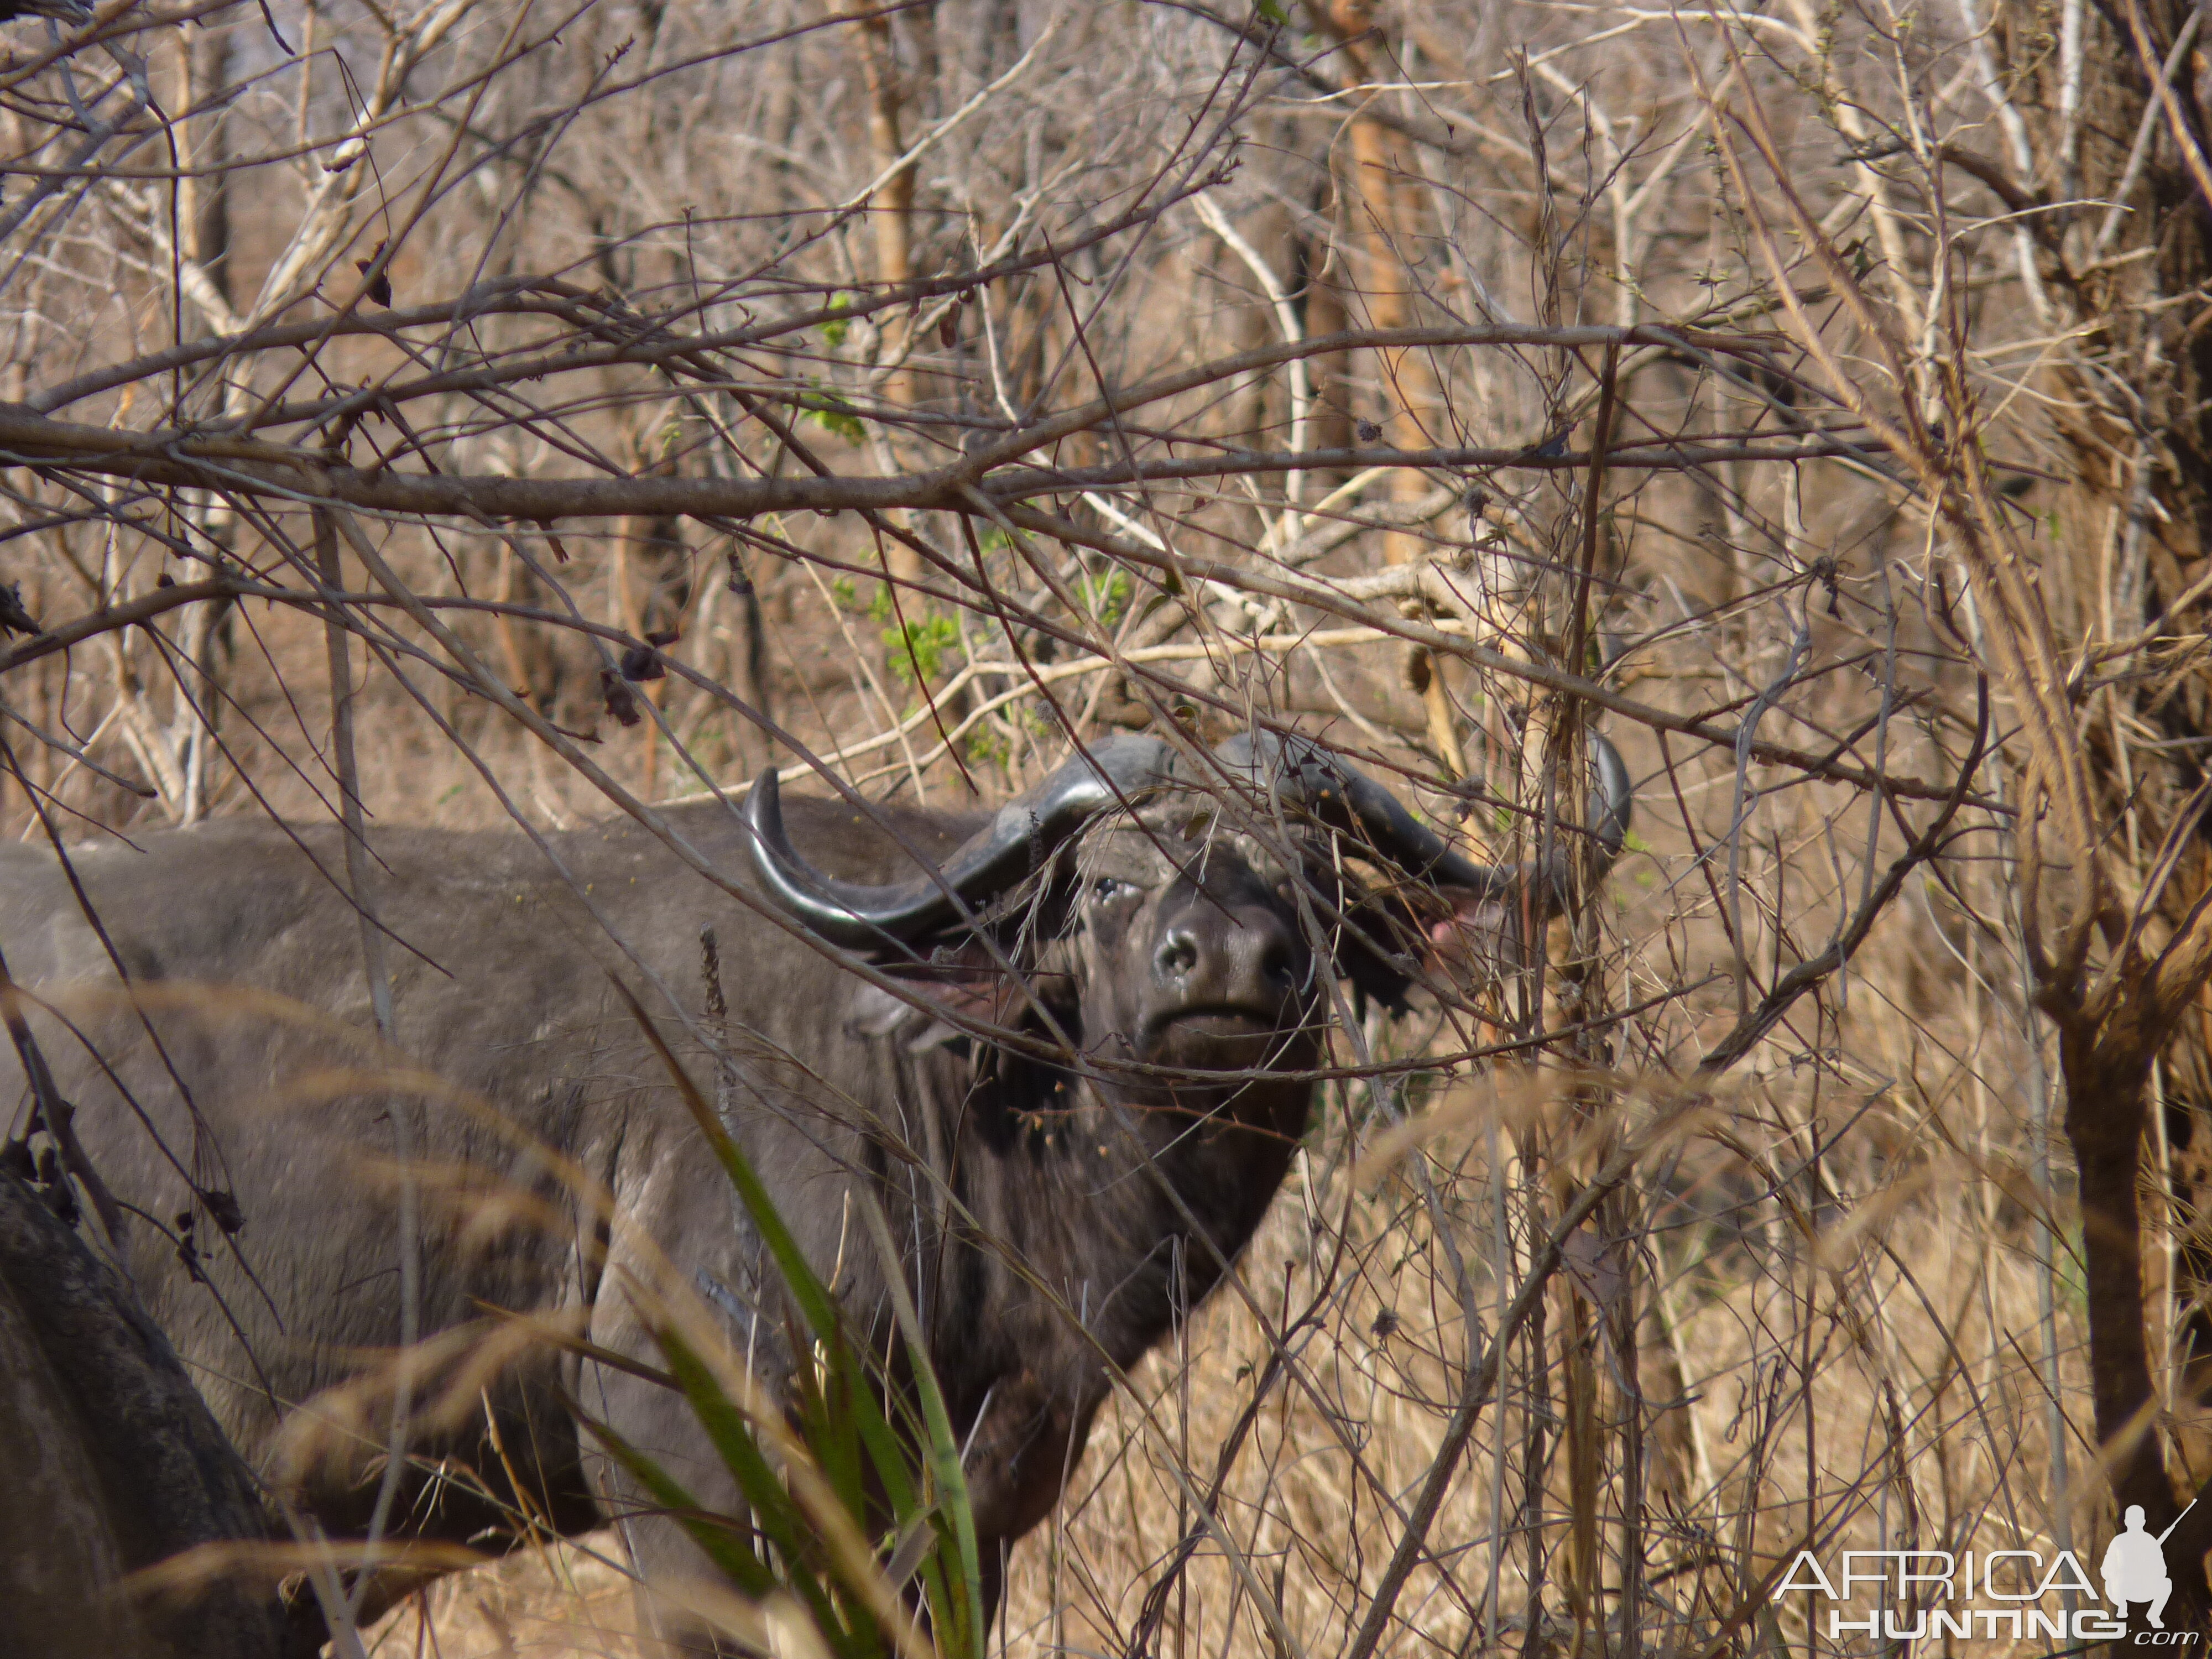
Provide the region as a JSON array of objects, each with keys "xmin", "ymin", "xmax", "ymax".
[{"xmin": 1093, "ymin": 875, "xmax": 1125, "ymax": 902}]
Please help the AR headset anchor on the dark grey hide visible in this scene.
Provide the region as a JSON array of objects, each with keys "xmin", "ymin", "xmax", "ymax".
[
  {"xmin": 0, "ymin": 730, "xmax": 1626, "ymax": 1646},
  {"xmin": 0, "ymin": 1169, "xmax": 284, "ymax": 1659}
]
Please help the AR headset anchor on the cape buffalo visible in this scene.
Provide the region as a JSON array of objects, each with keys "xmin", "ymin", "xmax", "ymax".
[{"xmin": 0, "ymin": 727, "xmax": 1629, "ymax": 1650}]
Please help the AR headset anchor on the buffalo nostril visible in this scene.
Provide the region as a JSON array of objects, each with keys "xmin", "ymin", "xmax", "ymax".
[
  {"xmin": 1156, "ymin": 929, "xmax": 1200, "ymax": 979},
  {"xmin": 1261, "ymin": 936, "xmax": 1295, "ymax": 987}
]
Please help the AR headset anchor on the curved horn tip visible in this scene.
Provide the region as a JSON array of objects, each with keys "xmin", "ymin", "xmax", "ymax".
[
  {"xmin": 1588, "ymin": 731, "xmax": 1633, "ymax": 862},
  {"xmin": 740, "ymin": 766, "xmax": 886, "ymax": 948},
  {"xmin": 741, "ymin": 765, "xmax": 784, "ymax": 846},
  {"xmin": 744, "ymin": 766, "xmax": 803, "ymax": 860}
]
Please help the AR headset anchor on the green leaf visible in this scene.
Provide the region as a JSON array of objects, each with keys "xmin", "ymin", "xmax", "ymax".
[
  {"xmin": 884, "ymin": 614, "xmax": 962, "ymax": 686},
  {"xmin": 809, "ymin": 406, "xmax": 868, "ymax": 443},
  {"xmin": 1079, "ymin": 566, "xmax": 1132, "ymax": 629},
  {"xmin": 798, "ymin": 385, "xmax": 868, "ymax": 442}
]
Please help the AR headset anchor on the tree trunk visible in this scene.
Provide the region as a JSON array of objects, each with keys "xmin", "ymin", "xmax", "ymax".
[
  {"xmin": 1996, "ymin": 0, "xmax": 2212, "ymax": 1610},
  {"xmin": 842, "ymin": 0, "xmax": 924, "ymax": 585},
  {"xmin": 1307, "ymin": 1, "xmax": 1459, "ymax": 771}
]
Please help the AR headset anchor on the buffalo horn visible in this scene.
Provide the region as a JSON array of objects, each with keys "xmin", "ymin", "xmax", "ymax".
[
  {"xmin": 1213, "ymin": 728, "xmax": 1633, "ymax": 897},
  {"xmin": 749, "ymin": 728, "xmax": 1632, "ymax": 949},
  {"xmin": 744, "ymin": 734, "xmax": 1177, "ymax": 949}
]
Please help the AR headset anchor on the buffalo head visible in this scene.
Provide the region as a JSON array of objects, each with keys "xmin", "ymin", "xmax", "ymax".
[{"xmin": 744, "ymin": 729, "xmax": 1633, "ymax": 1098}]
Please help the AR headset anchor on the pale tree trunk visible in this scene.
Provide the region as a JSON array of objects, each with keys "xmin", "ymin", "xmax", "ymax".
[
  {"xmin": 843, "ymin": 0, "xmax": 924, "ymax": 585},
  {"xmin": 179, "ymin": 22, "xmax": 232, "ymax": 325},
  {"xmin": 165, "ymin": 20, "xmax": 237, "ymax": 823},
  {"xmin": 1309, "ymin": 1, "xmax": 1460, "ymax": 773}
]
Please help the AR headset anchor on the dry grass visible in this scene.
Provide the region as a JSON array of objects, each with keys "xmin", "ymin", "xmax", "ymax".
[{"xmin": 363, "ymin": 1535, "xmax": 648, "ymax": 1657}]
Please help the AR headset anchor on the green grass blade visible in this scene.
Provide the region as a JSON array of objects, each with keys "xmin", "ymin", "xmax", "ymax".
[
  {"xmin": 614, "ymin": 977, "xmax": 920, "ymax": 1517},
  {"xmin": 610, "ymin": 977, "xmax": 840, "ymax": 1340},
  {"xmin": 653, "ymin": 1325, "xmax": 812, "ymax": 1565},
  {"xmin": 576, "ymin": 1409, "xmax": 775, "ymax": 1598},
  {"xmin": 855, "ymin": 1193, "xmax": 985, "ymax": 1659}
]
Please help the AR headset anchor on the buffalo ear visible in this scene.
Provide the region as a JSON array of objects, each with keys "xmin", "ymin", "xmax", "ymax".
[
  {"xmin": 1329, "ymin": 890, "xmax": 1421, "ymax": 1016},
  {"xmin": 840, "ymin": 941, "xmax": 1005, "ymax": 1051},
  {"xmin": 1333, "ymin": 879, "xmax": 1543, "ymax": 1015},
  {"xmin": 1422, "ymin": 884, "xmax": 1532, "ymax": 972},
  {"xmin": 857, "ymin": 937, "xmax": 1072, "ymax": 1035},
  {"xmin": 1337, "ymin": 939, "xmax": 1412, "ymax": 1017}
]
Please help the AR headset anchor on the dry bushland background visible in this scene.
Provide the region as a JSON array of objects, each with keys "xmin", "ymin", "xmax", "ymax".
[{"xmin": 11, "ymin": 0, "xmax": 2212, "ymax": 1652}]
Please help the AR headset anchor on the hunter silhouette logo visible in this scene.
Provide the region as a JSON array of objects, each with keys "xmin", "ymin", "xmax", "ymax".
[
  {"xmin": 1771, "ymin": 1510, "xmax": 2211, "ymax": 1642},
  {"xmin": 2106, "ymin": 1503, "xmax": 2195, "ymax": 1630}
]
